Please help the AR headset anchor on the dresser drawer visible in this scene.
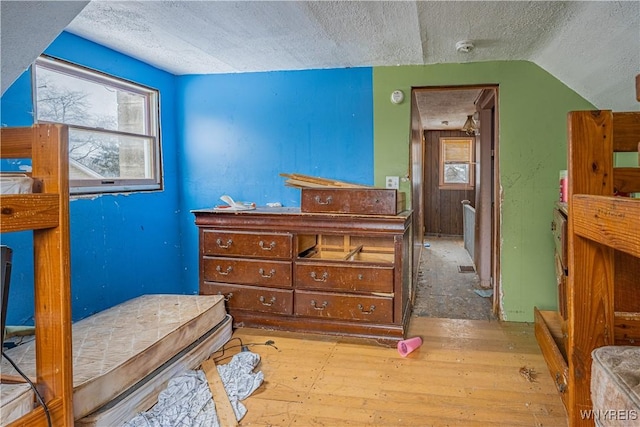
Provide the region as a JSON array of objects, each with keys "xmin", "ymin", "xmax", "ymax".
[
  {"xmin": 203, "ymin": 257, "xmax": 292, "ymax": 287},
  {"xmin": 202, "ymin": 230, "xmax": 292, "ymax": 259},
  {"xmin": 294, "ymin": 290, "xmax": 393, "ymax": 323},
  {"xmin": 555, "ymin": 253, "xmax": 567, "ymax": 321},
  {"xmin": 295, "ymin": 262, "xmax": 393, "ymax": 293},
  {"xmin": 201, "ymin": 283, "xmax": 293, "ymax": 315},
  {"xmin": 551, "ymin": 208, "xmax": 567, "ymax": 270},
  {"xmin": 301, "ymin": 188, "xmax": 405, "ymax": 215}
]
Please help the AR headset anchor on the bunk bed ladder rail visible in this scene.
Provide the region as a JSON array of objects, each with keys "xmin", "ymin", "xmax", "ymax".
[
  {"xmin": 566, "ymin": 110, "xmax": 640, "ymax": 426},
  {"xmin": 1, "ymin": 124, "xmax": 74, "ymax": 426}
]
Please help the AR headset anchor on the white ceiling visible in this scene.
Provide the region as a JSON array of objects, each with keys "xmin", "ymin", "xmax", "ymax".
[{"xmin": 2, "ymin": 1, "xmax": 639, "ymax": 130}]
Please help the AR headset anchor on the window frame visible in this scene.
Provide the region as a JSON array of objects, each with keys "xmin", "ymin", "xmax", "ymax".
[
  {"xmin": 438, "ymin": 136, "xmax": 475, "ymax": 190},
  {"xmin": 33, "ymin": 55, "xmax": 163, "ymax": 196}
]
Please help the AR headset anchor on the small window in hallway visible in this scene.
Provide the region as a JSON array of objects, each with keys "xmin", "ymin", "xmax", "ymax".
[{"xmin": 439, "ymin": 137, "xmax": 474, "ymax": 189}]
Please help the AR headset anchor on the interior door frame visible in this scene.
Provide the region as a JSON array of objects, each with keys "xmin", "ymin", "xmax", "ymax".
[
  {"xmin": 410, "ymin": 84, "xmax": 501, "ymax": 318},
  {"xmin": 409, "ymin": 90, "xmax": 425, "ymax": 303},
  {"xmin": 475, "ymin": 87, "xmax": 500, "ymax": 317}
]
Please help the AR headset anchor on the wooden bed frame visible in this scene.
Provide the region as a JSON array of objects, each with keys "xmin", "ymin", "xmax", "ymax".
[
  {"xmin": 1, "ymin": 126, "xmax": 233, "ymax": 427},
  {"xmin": 535, "ymin": 109, "xmax": 640, "ymax": 426},
  {"xmin": 1, "ymin": 124, "xmax": 73, "ymax": 426}
]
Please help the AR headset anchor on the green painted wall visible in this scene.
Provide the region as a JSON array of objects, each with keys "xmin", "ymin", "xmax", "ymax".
[{"xmin": 373, "ymin": 61, "xmax": 594, "ymax": 322}]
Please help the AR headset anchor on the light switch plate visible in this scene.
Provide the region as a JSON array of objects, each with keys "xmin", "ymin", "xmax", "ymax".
[{"xmin": 385, "ymin": 176, "xmax": 399, "ymax": 189}]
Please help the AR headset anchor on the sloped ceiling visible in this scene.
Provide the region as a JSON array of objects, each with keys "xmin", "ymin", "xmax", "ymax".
[
  {"xmin": 0, "ymin": 1, "xmax": 90, "ymax": 95},
  {"xmin": 2, "ymin": 1, "xmax": 639, "ymax": 128}
]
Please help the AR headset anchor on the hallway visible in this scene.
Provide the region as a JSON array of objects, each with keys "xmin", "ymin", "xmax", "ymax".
[{"xmin": 413, "ymin": 236, "xmax": 495, "ymax": 321}]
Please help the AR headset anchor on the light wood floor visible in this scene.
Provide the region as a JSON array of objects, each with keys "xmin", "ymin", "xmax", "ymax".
[{"xmin": 228, "ymin": 317, "xmax": 568, "ymax": 426}]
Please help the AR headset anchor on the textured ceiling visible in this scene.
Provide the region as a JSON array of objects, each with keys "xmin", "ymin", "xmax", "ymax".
[
  {"xmin": 415, "ymin": 89, "xmax": 482, "ymax": 130},
  {"xmin": 2, "ymin": 1, "xmax": 639, "ymax": 129}
]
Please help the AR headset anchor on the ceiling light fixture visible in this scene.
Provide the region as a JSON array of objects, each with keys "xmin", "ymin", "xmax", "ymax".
[
  {"xmin": 456, "ymin": 40, "xmax": 474, "ymax": 53},
  {"xmin": 462, "ymin": 115, "xmax": 476, "ymax": 135}
]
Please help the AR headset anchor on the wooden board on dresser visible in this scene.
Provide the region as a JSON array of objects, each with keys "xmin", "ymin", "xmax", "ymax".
[{"xmin": 193, "ymin": 207, "xmax": 413, "ymax": 345}]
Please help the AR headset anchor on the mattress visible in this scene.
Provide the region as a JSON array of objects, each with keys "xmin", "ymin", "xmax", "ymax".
[
  {"xmin": 591, "ymin": 346, "xmax": 640, "ymax": 427},
  {"xmin": 0, "ymin": 174, "xmax": 33, "ymax": 194},
  {"xmin": 0, "ymin": 383, "xmax": 33, "ymax": 425},
  {"xmin": 77, "ymin": 314, "xmax": 232, "ymax": 427},
  {"xmin": 0, "ymin": 294, "xmax": 227, "ymax": 420}
]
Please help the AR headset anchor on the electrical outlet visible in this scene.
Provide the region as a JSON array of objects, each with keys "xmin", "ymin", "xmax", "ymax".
[{"xmin": 385, "ymin": 176, "xmax": 399, "ymax": 190}]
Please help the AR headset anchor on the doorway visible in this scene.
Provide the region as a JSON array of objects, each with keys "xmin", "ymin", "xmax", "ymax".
[{"xmin": 410, "ymin": 86, "xmax": 500, "ymax": 320}]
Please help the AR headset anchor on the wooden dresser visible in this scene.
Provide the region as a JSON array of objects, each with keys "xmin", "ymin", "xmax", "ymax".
[
  {"xmin": 193, "ymin": 207, "xmax": 413, "ymax": 344},
  {"xmin": 551, "ymin": 203, "xmax": 568, "ymax": 332}
]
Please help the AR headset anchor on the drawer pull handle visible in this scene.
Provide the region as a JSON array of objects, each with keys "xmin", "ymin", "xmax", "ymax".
[
  {"xmin": 216, "ymin": 238, "xmax": 233, "ymax": 249},
  {"xmin": 358, "ymin": 274, "xmax": 364, "ymax": 280},
  {"xmin": 310, "ymin": 300, "xmax": 328, "ymax": 310},
  {"xmin": 216, "ymin": 265, "xmax": 233, "ymax": 275},
  {"xmin": 358, "ymin": 304, "xmax": 376, "ymax": 315},
  {"xmin": 259, "ymin": 268, "xmax": 276, "ymax": 278},
  {"xmin": 259, "ymin": 296, "xmax": 276, "ymax": 306},
  {"xmin": 310, "ymin": 271, "xmax": 328, "ymax": 282},
  {"xmin": 259, "ymin": 240, "xmax": 276, "ymax": 251},
  {"xmin": 314, "ymin": 195, "xmax": 333, "ymax": 205},
  {"xmin": 217, "ymin": 292, "xmax": 233, "ymax": 302}
]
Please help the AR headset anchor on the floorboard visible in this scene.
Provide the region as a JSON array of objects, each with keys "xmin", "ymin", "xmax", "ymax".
[{"xmin": 228, "ymin": 316, "xmax": 568, "ymax": 426}]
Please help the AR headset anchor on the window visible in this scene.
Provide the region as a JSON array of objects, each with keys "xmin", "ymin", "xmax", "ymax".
[
  {"xmin": 439, "ymin": 137, "xmax": 474, "ymax": 189},
  {"xmin": 34, "ymin": 56, "xmax": 162, "ymax": 195}
]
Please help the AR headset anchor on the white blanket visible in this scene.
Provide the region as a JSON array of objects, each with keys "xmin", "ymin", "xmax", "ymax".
[{"xmin": 124, "ymin": 351, "xmax": 263, "ymax": 427}]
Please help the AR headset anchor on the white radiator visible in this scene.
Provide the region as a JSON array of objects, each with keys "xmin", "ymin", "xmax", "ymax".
[{"xmin": 462, "ymin": 200, "xmax": 475, "ymax": 259}]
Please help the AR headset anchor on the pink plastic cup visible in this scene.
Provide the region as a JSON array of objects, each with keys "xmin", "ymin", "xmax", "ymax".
[{"xmin": 397, "ymin": 336, "xmax": 422, "ymax": 357}]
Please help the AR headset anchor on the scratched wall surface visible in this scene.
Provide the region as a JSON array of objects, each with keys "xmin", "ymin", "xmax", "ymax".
[
  {"xmin": 1, "ymin": 32, "xmax": 182, "ymax": 323},
  {"xmin": 372, "ymin": 61, "xmax": 595, "ymax": 322},
  {"xmin": 176, "ymin": 68, "xmax": 374, "ymax": 292},
  {"xmin": 1, "ymin": 32, "xmax": 373, "ymax": 324}
]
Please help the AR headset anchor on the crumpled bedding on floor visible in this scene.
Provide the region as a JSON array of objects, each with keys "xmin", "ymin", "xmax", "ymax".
[{"xmin": 124, "ymin": 351, "xmax": 263, "ymax": 427}]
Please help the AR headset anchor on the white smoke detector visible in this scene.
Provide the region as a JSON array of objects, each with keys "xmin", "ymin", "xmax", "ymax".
[{"xmin": 456, "ymin": 41, "xmax": 475, "ymax": 53}]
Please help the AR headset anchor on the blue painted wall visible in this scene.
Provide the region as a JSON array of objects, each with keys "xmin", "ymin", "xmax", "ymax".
[
  {"xmin": 1, "ymin": 32, "xmax": 183, "ymax": 324},
  {"xmin": 176, "ymin": 69, "xmax": 373, "ymax": 291},
  {"xmin": 1, "ymin": 32, "xmax": 374, "ymax": 325}
]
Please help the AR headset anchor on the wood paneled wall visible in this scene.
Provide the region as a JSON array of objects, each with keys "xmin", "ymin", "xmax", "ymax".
[{"xmin": 424, "ymin": 130, "xmax": 475, "ymax": 236}]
